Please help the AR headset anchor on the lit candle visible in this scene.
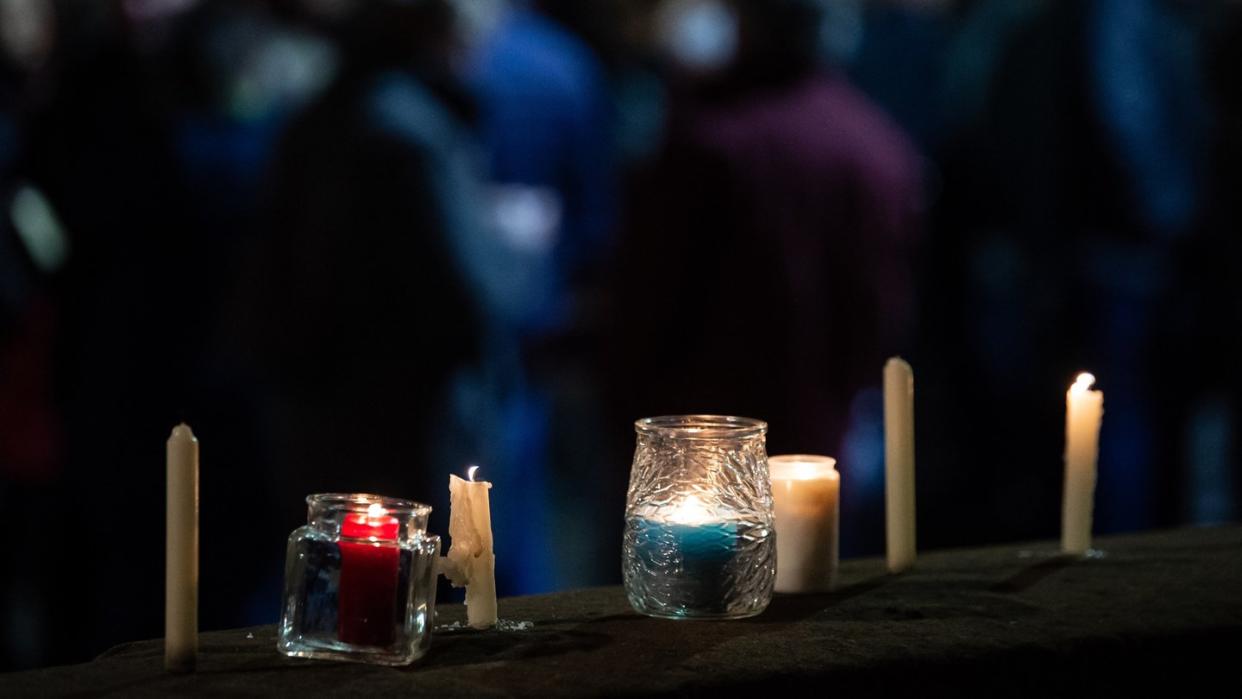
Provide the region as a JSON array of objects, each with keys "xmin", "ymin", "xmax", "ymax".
[
  {"xmin": 1062, "ymin": 372, "xmax": 1104, "ymax": 555},
  {"xmin": 338, "ymin": 502, "xmax": 400, "ymax": 646},
  {"xmin": 884, "ymin": 357, "xmax": 916, "ymax": 573},
  {"xmin": 769, "ymin": 455, "xmax": 839, "ymax": 593},
  {"xmin": 444, "ymin": 466, "xmax": 497, "ymax": 629},
  {"xmin": 632, "ymin": 495, "xmax": 740, "ymax": 614},
  {"xmin": 165, "ymin": 423, "xmax": 198, "ymax": 673}
]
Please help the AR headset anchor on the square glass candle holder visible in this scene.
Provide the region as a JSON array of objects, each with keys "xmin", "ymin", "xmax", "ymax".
[
  {"xmin": 623, "ymin": 415, "xmax": 776, "ymax": 619},
  {"xmin": 279, "ymin": 493, "xmax": 440, "ymax": 666}
]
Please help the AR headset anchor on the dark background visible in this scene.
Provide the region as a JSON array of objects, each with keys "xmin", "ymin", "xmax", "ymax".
[{"xmin": 1, "ymin": 0, "xmax": 1239, "ymax": 671}]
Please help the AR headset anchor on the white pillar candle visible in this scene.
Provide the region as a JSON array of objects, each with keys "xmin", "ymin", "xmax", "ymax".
[
  {"xmin": 444, "ymin": 466, "xmax": 497, "ymax": 629},
  {"xmin": 769, "ymin": 455, "xmax": 839, "ymax": 593},
  {"xmin": 1062, "ymin": 372, "xmax": 1104, "ymax": 555},
  {"xmin": 165, "ymin": 423, "xmax": 198, "ymax": 672},
  {"xmin": 883, "ymin": 357, "xmax": 916, "ymax": 573}
]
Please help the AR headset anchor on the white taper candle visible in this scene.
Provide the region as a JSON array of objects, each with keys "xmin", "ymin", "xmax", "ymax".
[
  {"xmin": 884, "ymin": 357, "xmax": 916, "ymax": 573},
  {"xmin": 165, "ymin": 423, "xmax": 198, "ymax": 672}
]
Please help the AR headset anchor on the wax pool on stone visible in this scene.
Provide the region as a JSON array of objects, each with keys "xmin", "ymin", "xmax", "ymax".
[{"xmin": 338, "ymin": 504, "xmax": 400, "ymax": 646}]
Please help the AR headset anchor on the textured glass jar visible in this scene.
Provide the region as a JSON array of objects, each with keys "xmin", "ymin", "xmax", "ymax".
[
  {"xmin": 279, "ymin": 493, "xmax": 440, "ymax": 666},
  {"xmin": 623, "ymin": 415, "xmax": 776, "ymax": 619}
]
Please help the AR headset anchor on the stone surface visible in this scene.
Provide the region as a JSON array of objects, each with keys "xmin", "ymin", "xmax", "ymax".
[{"xmin": 3, "ymin": 526, "xmax": 1240, "ymax": 697}]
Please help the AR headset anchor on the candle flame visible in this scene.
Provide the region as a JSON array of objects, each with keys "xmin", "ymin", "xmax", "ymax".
[
  {"xmin": 365, "ymin": 503, "xmax": 387, "ymax": 520},
  {"xmin": 467, "ymin": 465, "xmax": 479, "ymax": 482},
  {"xmin": 1071, "ymin": 372, "xmax": 1096, "ymax": 395},
  {"xmin": 667, "ymin": 494, "xmax": 712, "ymax": 525}
]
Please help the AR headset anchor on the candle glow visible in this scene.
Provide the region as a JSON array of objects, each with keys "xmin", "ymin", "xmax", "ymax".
[
  {"xmin": 1072, "ymin": 372, "xmax": 1096, "ymax": 395},
  {"xmin": 667, "ymin": 494, "xmax": 713, "ymax": 525}
]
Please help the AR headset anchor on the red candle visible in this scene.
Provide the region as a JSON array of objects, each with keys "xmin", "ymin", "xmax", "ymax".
[{"xmin": 338, "ymin": 504, "xmax": 400, "ymax": 647}]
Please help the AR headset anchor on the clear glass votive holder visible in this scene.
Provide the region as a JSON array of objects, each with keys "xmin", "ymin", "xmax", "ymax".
[
  {"xmin": 623, "ymin": 415, "xmax": 776, "ymax": 620},
  {"xmin": 278, "ymin": 493, "xmax": 440, "ymax": 666}
]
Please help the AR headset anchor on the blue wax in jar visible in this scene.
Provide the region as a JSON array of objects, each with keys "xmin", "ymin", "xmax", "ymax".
[{"xmin": 633, "ymin": 517, "xmax": 740, "ymax": 614}]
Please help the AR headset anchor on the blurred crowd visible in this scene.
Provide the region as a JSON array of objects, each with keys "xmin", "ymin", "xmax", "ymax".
[{"xmin": 1, "ymin": 0, "xmax": 1240, "ymax": 670}]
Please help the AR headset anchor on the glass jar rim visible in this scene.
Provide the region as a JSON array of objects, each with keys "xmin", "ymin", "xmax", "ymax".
[
  {"xmin": 634, "ymin": 414, "xmax": 767, "ymax": 439},
  {"xmin": 306, "ymin": 492, "xmax": 432, "ymax": 517}
]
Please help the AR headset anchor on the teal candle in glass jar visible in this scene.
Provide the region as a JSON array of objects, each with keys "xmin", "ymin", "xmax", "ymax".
[
  {"xmin": 631, "ymin": 496, "xmax": 742, "ymax": 615},
  {"xmin": 623, "ymin": 416, "xmax": 776, "ymax": 620}
]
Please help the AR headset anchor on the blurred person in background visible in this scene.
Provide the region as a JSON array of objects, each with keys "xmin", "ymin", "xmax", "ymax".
[
  {"xmin": 1173, "ymin": 0, "xmax": 1242, "ymax": 526},
  {"xmin": 902, "ymin": 0, "xmax": 1057, "ymax": 551},
  {"xmin": 610, "ymin": 0, "xmax": 924, "ymax": 556},
  {"xmin": 452, "ymin": 0, "xmax": 627, "ymax": 591},
  {"xmin": 918, "ymin": 0, "xmax": 1235, "ymax": 549},
  {"xmin": 0, "ymin": 0, "xmax": 65, "ymax": 671},
  {"xmin": 9, "ymin": 0, "xmax": 333, "ymax": 666},
  {"xmin": 158, "ymin": 0, "xmax": 338, "ymax": 636},
  {"xmin": 244, "ymin": 0, "xmax": 485, "ymax": 548},
  {"xmin": 14, "ymin": 0, "xmax": 205, "ymax": 663},
  {"xmin": 846, "ymin": 0, "xmax": 953, "ymax": 152},
  {"xmin": 1083, "ymin": 0, "xmax": 1211, "ymax": 534}
]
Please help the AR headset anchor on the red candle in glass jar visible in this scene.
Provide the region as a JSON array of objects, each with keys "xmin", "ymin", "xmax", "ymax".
[{"xmin": 338, "ymin": 503, "xmax": 400, "ymax": 647}]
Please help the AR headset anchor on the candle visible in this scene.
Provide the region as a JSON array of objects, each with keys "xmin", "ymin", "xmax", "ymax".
[
  {"xmin": 1062, "ymin": 372, "xmax": 1104, "ymax": 555},
  {"xmin": 444, "ymin": 466, "xmax": 497, "ymax": 629},
  {"xmin": 623, "ymin": 415, "xmax": 775, "ymax": 619},
  {"xmin": 884, "ymin": 357, "xmax": 916, "ymax": 573},
  {"xmin": 165, "ymin": 423, "xmax": 198, "ymax": 673},
  {"xmin": 632, "ymin": 494, "xmax": 739, "ymax": 614},
  {"xmin": 338, "ymin": 503, "xmax": 400, "ymax": 646},
  {"xmin": 769, "ymin": 455, "xmax": 839, "ymax": 593}
]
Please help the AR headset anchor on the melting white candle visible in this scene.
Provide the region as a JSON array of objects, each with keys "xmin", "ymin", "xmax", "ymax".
[
  {"xmin": 1063, "ymin": 372, "xmax": 1104, "ymax": 555},
  {"xmin": 444, "ymin": 466, "xmax": 497, "ymax": 629}
]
